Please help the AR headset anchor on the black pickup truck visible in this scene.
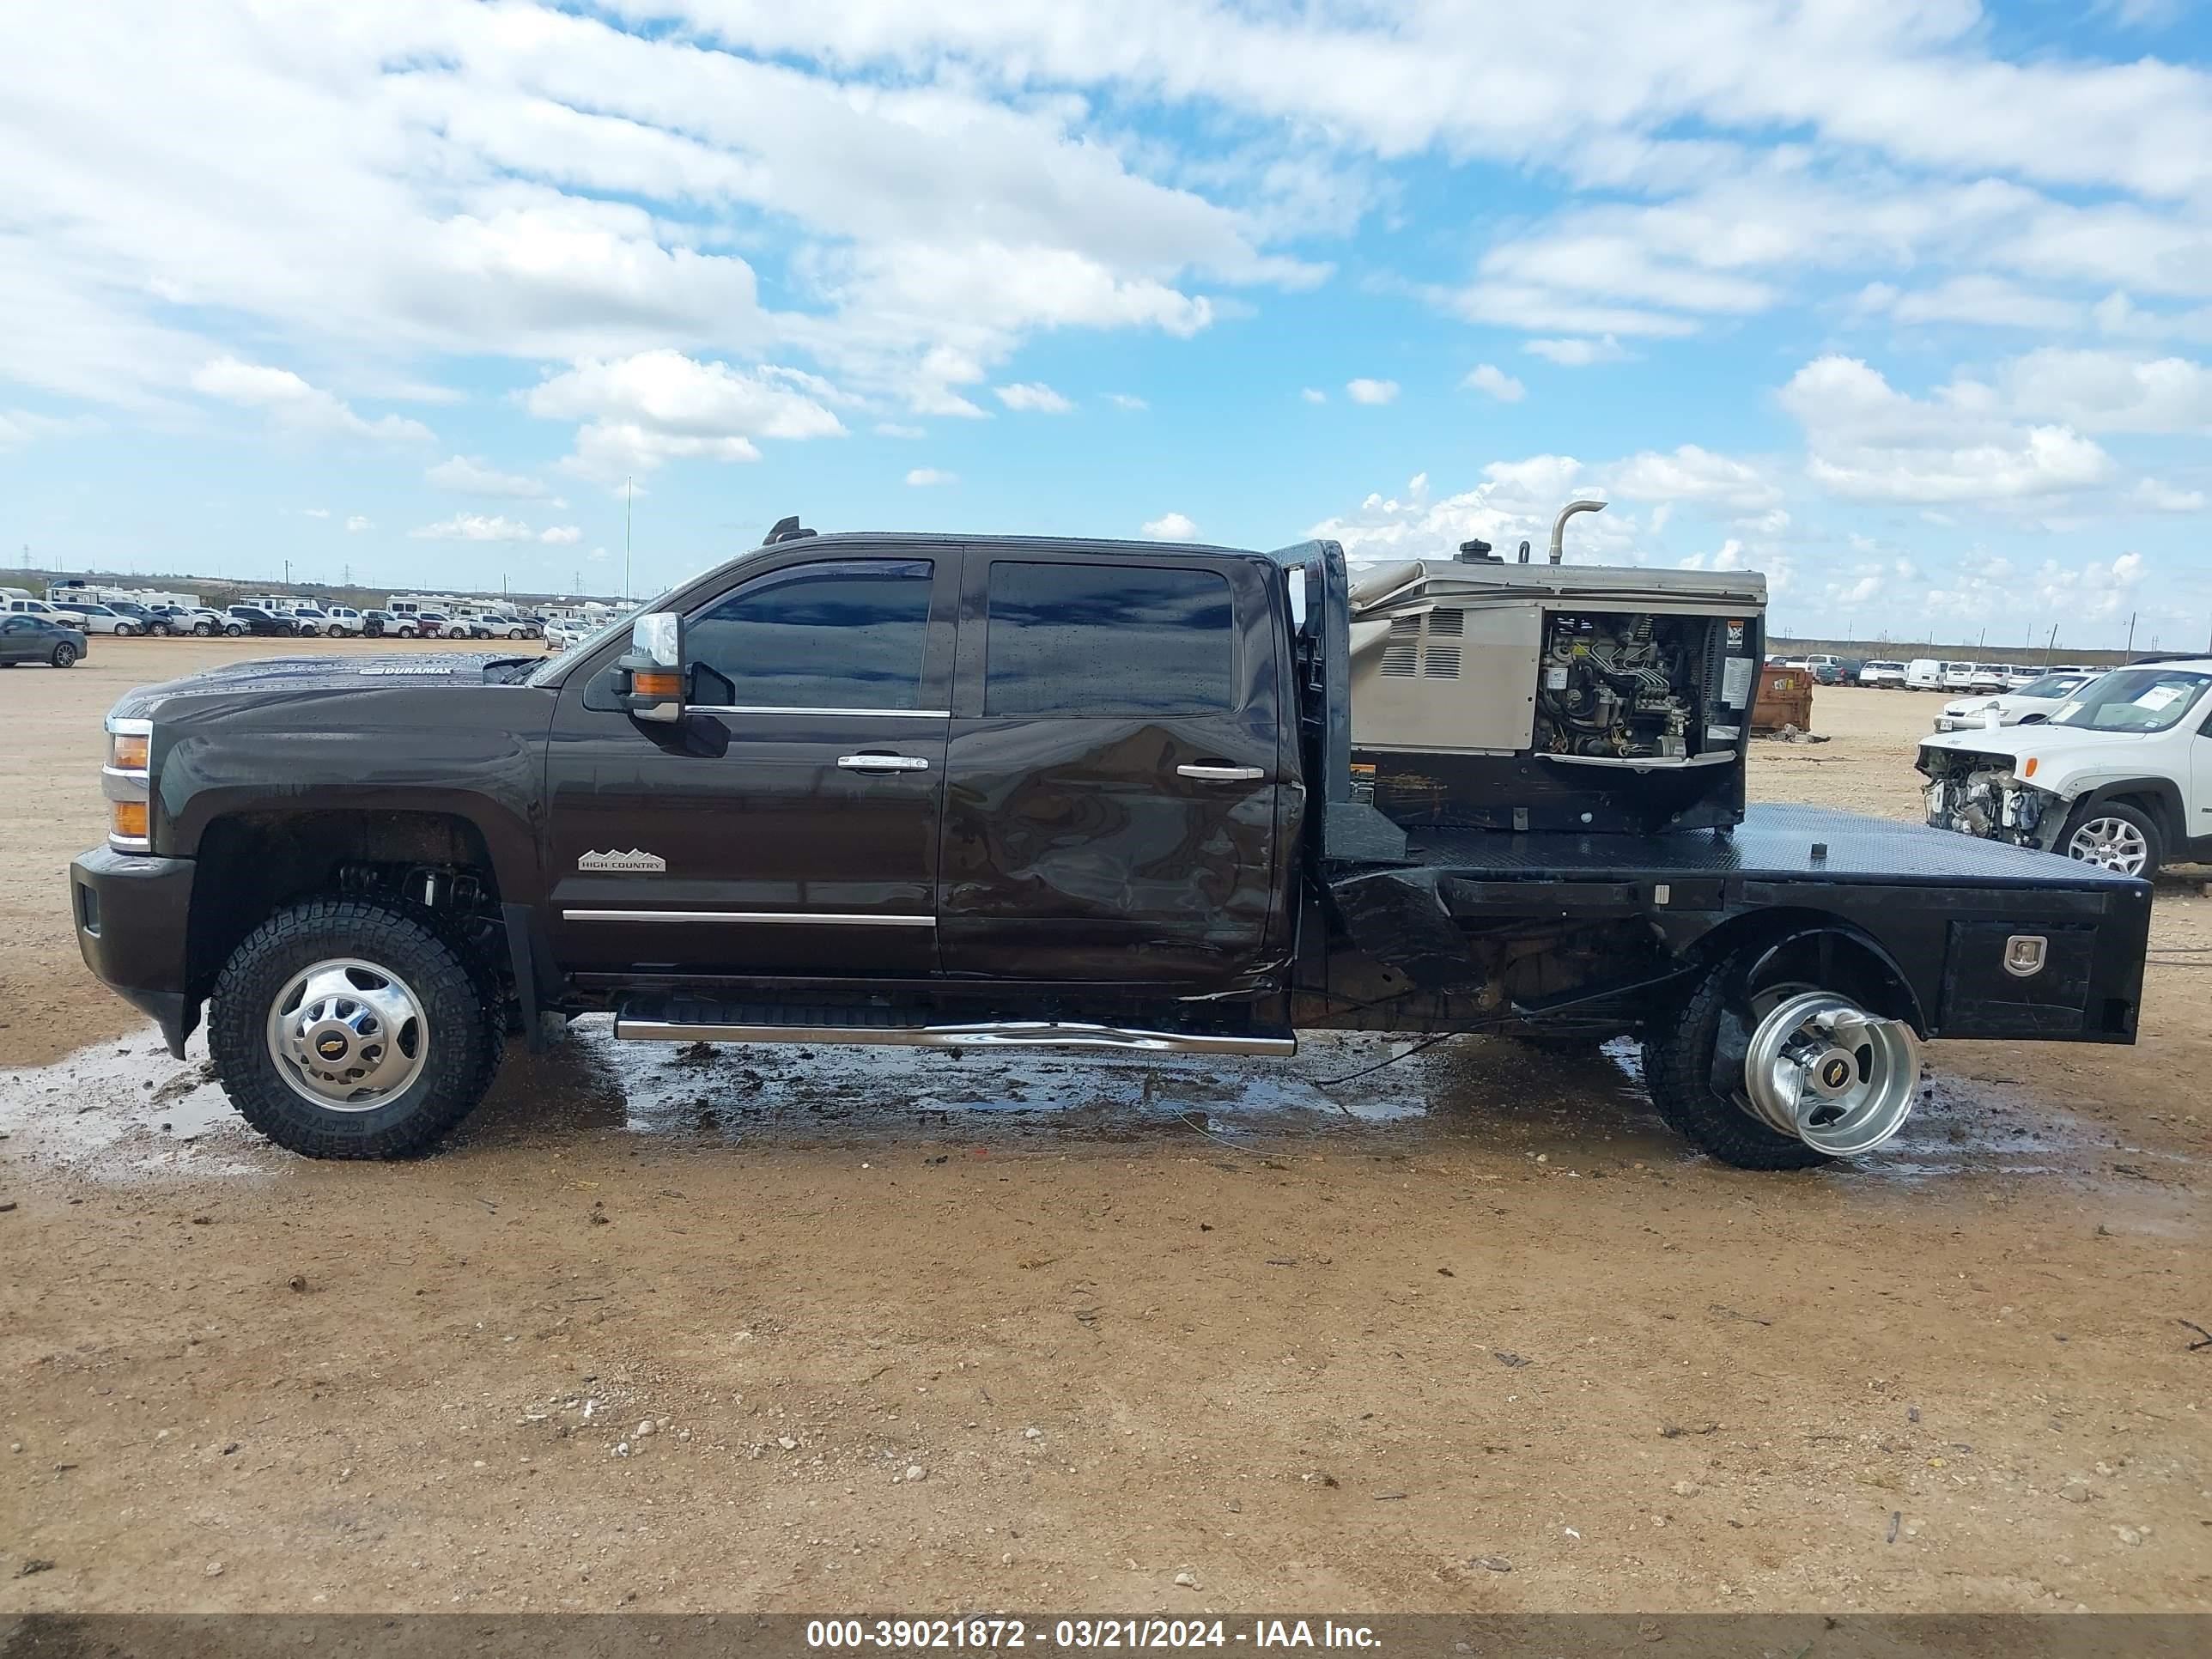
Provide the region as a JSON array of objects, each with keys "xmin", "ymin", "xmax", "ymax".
[{"xmin": 70, "ymin": 521, "xmax": 2151, "ymax": 1169}]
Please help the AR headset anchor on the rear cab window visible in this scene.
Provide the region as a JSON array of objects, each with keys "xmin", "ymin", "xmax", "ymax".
[{"xmin": 981, "ymin": 561, "xmax": 1237, "ymax": 716}]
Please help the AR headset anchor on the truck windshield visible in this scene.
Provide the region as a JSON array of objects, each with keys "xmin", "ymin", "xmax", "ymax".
[{"xmin": 2048, "ymin": 668, "xmax": 2212, "ymax": 733}]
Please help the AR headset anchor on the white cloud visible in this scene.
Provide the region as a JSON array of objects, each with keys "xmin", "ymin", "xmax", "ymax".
[
  {"xmin": 1924, "ymin": 550, "xmax": 2146, "ymax": 624},
  {"xmin": 2133, "ymin": 478, "xmax": 2207, "ymax": 512},
  {"xmin": 2000, "ymin": 349, "xmax": 2212, "ymax": 434},
  {"xmin": 1462, "ymin": 364, "xmax": 1526, "ymax": 403},
  {"xmin": 1855, "ymin": 276, "xmax": 2083, "ymax": 332},
  {"xmin": 408, "ymin": 513, "xmax": 540, "ymax": 543},
  {"xmin": 428, "ymin": 454, "xmax": 551, "ymax": 499},
  {"xmin": 1607, "ymin": 445, "xmax": 1782, "ymax": 510},
  {"xmin": 190, "ymin": 357, "xmax": 432, "ymax": 444},
  {"xmin": 994, "ymin": 381, "xmax": 1073, "ymax": 414},
  {"xmin": 0, "ymin": 409, "xmax": 100, "ymax": 447},
  {"xmin": 1142, "ymin": 512, "xmax": 1198, "ymax": 540},
  {"xmin": 528, "ymin": 349, "xmax": 845, "ymax": 480},
  {"xmin": 302, "ymin": 507, "xmax": 331, "ymax": 519},
  {"xmin": 1312, "ymin": 455, "xmax": 1641, "ymax": 565},
  {"xmin": 1781, "ymin": 355, "xmax": 2116, "ymax": 506},
  {"xmin": 1104, "ymin": 392, "xmax": 1148, "ymax": 410},
  {"xmin": 345, "ymin": 515, "xmax": 373, "ymax": 532},
  {"xmin": 905, "ymin": 467, "xmax": 957, "ymax": 486},
  {"xmin": 1300, "ymin": 387, "xmax": 1328, "ymax": 404},
  {"xmin": 539, "ymin": 525, "xmax": 582, "ymax": 544},
  {"xmin": 875, "ymin": 422, "xmax": 925, "ymax": 438},
  {"xmin": 1346, "ymin": 378, "xmax": 1399, "ymax": 405},
  {"xmin": 1524, "ymin": 336, "xmax": 1628, "ymax": 367}
]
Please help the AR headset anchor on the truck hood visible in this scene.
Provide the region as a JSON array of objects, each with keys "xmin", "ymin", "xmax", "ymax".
[{"xmin": 110, "ymin": 652, "xmax": 535, "ymax": 721}]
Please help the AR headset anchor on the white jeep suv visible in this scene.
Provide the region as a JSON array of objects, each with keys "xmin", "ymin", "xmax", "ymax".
[{"xmin": 1919, "ymin": 661, "xmax": 2212, "ymax": 878}]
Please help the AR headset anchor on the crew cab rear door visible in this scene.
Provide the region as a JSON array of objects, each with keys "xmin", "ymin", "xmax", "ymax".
[
  {"xmin": 938, "ymin": 548, "xmax": 1285, "ymax": 987},
  {"xmin": 544, "ymin": 549, "xmax": 957, "ymax": 977}
]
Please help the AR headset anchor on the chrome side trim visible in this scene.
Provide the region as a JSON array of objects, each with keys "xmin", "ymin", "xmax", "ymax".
[
  {"xmin": 612, "ymin": 1018, "xmax": 1297, "ymax": 1056},
  {"xmin": 690, "ymin": 705, "xmax": 951, "ymax": 719},
  {"xmin": 563, "ymin": 909, "xmax": 936, "ymax": 927}
]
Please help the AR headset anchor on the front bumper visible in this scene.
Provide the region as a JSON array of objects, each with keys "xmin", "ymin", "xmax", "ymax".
[{"xmin": 69, "ymin": 846, "xmax": 198, "ymax": 1056}]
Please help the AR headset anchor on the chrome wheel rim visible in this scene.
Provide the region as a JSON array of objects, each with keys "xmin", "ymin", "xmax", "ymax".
[
  {"xmin": 1741, "ymin": 990, "xmax": 1920, "ymax": 1157},
  {"xmin": 264, "ymin": 957, "xmax": 430, "ymax": 1110},
  {"xmin": 2067, "ymin": 817, "xmax": 2148, "ymax": 876},
  {"xmin": 53, "ymin": 644, "xmax": 75, "ymax": 666}
]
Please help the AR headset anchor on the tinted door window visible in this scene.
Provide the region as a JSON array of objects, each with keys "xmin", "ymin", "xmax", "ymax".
[
  {"xmin": 689, "ymin": 559, "xmax": 933, "ymax": 711},
  {"xmin": 984, "ymin": 562, "xmax": 1234, "ymax": 716}
]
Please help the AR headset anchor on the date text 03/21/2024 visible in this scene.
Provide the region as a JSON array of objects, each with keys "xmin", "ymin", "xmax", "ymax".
[{"xmin": 805, "ymin": 1620, "xmax": 1382, "ymax": 1650}]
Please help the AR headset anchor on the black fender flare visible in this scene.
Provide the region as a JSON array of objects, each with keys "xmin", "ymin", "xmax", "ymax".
[
  {"xmin": 2063, "ymin": 778, "xmax": 2185, "ymax": 847},
  {"xmin": 1662, "ymin": 910, "xmax": 1930, "ymax": 1037}
]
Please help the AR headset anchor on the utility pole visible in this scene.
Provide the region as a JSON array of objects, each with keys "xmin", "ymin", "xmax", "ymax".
[
  {"xmin": 2124, "ymin": 611, "xmax": 2137, "ymax": 659},
  {"xmin": 283, "ymin": 558, "xmax": 290, "ymax": 588},
  {"xmin": 2045, "ymin": 624, "xmax": 2058, "ymax": 666},
  {"xmin": 623, "ymin": 475, "xmax": 634, "ymax": 602}
]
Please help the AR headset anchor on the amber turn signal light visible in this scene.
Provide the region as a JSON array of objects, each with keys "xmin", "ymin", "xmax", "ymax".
[
  {"xmin": 111, "ymin": 800, "xmax": 149, "ymax": 841},
  {"xmin": 631, "ymin": 672, "xmax": 680, "ymax": 698},
  {"xmin": 110, "ymin": 732, "xmax": 149, "ymax": 771},
  {"xmin": 2021, "ymin": 757, "xmax": 2038, "ymax": 779}
]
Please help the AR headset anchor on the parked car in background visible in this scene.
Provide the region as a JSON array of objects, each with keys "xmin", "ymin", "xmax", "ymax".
[
  {"xmin": 0, "ymin": 613, "xmax": 88, "ymax": 667},
  {"xmin": 1905, "ymin": 659, "xmax": 1955, "ymax": 691},
  {"xmin": 357, "ymin": 609, "xmax": 395, "ymax": 637},
  {"xmin": 321, "ymin": 605, "xmax": 367, "ymax": 635},
  {"xmin": 1934, "ymin": 669, "xmax": 2103, "ymax": 732},
  {"xmin": 43, "ymin": 599, "xmax": 143, "ymax": 635},
  {"xmin": 106, "ymin": 601, "xmax": 161, "ymax": 632},
  {"xmin": 1858, "ymin": 659, "xmax": 1908, "ymax": 688},
  {"xmin": 413, "ymin": 611, "xmax": 453, "ymax": 638},
  {"xmin": 222, "ymin": 605, "xmax": 299, "ymax": 637},
  {"xmin": 446, "ymin": 611, "xmax": 539, "ymax": 641},
  {"xmin": 1942, "ymin": 663, "xmax": 1983, "ymax": 692},
  {"xmin": 5, "ymin": 597, "xmax": 88, "ymax": 628},
  {"xmin": 155, "ymin": 605, "xmax": 228, "ymax": 636},
  {"xmin": 1965, "ymin": 665, "xmax": 2012, "ymax": 693}
]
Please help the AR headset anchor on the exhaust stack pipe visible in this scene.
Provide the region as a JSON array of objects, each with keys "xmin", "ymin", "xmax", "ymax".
[{"xmin": 1548, "ymin": 499, "xmax": 1607, "ymax": 564}]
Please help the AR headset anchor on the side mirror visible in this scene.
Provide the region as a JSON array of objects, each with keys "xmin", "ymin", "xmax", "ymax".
[{"xmin": 615, "ymin": 611, "xmax": 684, "ymax": 724}]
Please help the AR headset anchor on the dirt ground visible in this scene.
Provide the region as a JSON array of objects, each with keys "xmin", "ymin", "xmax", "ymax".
[{"xmin": 0, "ymin": 641, "xmax": 2204, "ymax": 1614}]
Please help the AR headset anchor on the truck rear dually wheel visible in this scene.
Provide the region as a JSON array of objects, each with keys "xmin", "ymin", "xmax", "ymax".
[
  {"xmin": 1642, "ymin": 947, "xmax": 1920, "ymax": 1170},
  {"xmin": 209, "ymin": 899, "xmax": 504, "ymax": 1158}
]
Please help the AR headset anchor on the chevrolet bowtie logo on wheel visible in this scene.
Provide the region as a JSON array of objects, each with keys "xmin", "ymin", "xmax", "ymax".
[{"xmin": 577, "ymin": 848, "xmax": 666, "ymax": 873}]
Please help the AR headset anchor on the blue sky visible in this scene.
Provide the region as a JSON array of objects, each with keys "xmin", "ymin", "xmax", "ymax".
[{"xmin": 3, "ymin": 0, "xmax": 2210, "ymax": 647}]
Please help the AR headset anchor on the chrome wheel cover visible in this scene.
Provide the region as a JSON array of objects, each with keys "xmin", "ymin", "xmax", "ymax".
[
  {"xmin": 2066, "ymin": 816, "xmax": 2148, "ymax": 876},
  {"xmin": 265, "ymin": 957, "xmax": 429, "ymax": 1110},
  {"xmin": 1741, "ymin": 990, "xmax": 1920, "ymax": 1157}
]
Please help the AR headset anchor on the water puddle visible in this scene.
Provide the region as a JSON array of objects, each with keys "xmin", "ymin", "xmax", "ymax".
[{"xmin": 0, "ymin": 1018, "xmax": 2182, "ymax": 1190}]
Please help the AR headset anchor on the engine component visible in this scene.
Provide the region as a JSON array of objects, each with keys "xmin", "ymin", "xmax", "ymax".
[{"xmin": 1535, "ymin": 611, "xmax": 1699, "ymax": 761}]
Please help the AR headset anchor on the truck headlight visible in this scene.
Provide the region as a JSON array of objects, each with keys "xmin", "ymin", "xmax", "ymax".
[{"xmin": 103, "ymin": 714, "xmax": 153, "ymax": 851}]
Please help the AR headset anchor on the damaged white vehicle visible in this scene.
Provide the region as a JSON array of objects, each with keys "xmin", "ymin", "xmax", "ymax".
[{"xmin": 1919, "ymin": 662, "xmax": 2212, "ymax": 879}]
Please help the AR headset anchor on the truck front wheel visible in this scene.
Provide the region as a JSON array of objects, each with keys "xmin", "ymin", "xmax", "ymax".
[
  {"xmin": 209, "ymin": 899, "xmax": 504, "ymax": 1158},
  {"xmin": 1642, "ymin": 948, "xmax": 1920, "ymax": 1170}
]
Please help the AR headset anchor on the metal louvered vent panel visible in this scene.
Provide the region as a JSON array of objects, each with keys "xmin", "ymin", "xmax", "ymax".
[
  {"xmin": 1422, "ymin": 644, "xmax": 1462, "ymax": 679},
  {"xmin": 1428, "ymin": 608, "xmax": 1465, "ymax": 637},
  {"xmin": 1381, "ymin": 615, "xmax": 1421, "ymax": 678}
]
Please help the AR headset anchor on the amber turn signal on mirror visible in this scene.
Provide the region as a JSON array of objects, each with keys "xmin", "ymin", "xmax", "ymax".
[{"xmin": 630, "ymin": 672, "xmax": 680, "ymax": 699}]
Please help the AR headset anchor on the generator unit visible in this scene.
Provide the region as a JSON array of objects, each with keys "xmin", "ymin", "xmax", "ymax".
[{"xmin": 1345, "ymin": 556, "xmax": 1765, "ymax": 834}]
